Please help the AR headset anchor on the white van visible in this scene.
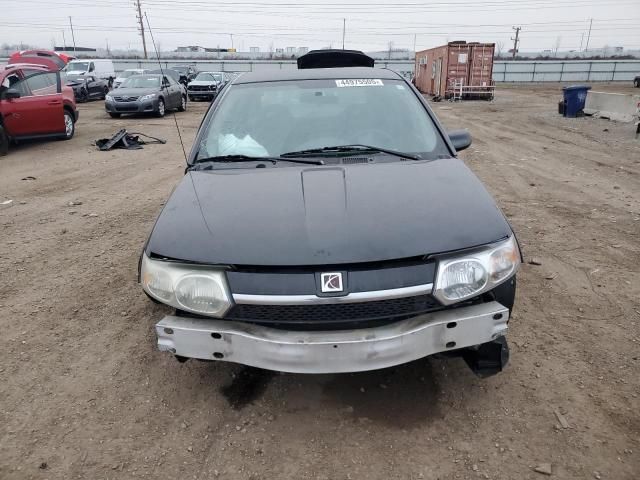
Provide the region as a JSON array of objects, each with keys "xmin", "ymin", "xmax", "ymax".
[{"xmin": 65, "ymin": 59, "xmax": 116, "ymax": 87}]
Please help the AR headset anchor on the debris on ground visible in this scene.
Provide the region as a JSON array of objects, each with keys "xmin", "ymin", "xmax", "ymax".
[
  {"xmin": 95, "ymin": 129, "xmax": 166, "ymax": 151},
  {"xmin": 554, "ymin": 409, "xmax": 570, "ymax": 429},
  {"xmin": 21, "ymin": 176, "xmax": 36, "ymax": 181},
  {"xmin": 533, "ymin": 463, "xmax": 553, "ymax": 475},
  {"xmin": 529, "ymin": 258, "xmax": 543, "ymax": 266},
  {"xmin": 0, "ymin": 199, "xmax": 13, "ymax": 206}
]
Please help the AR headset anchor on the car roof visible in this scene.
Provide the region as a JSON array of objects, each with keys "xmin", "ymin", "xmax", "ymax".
[
  {"xmin": 4, "ymin": 63, "xmax": 50, "ymax": 71},
  {"xmin": 233, "ymin": 67, "xmax": 401, "ymax": 84}
]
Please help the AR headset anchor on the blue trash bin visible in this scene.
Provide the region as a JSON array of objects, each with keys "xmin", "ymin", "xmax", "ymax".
[{"xmin": 562, "ymin": 85, "xmax": 591, "ymax": 118}]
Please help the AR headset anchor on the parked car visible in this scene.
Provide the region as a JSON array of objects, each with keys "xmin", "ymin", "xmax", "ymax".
[
  {"xmin": 187, "ymin": 71, "xmax": 227, "ymax": 101},
  {"xmin": 170, "ymin": 65, "xmax": 198, "ymax": 84},
  {"xmin": 113, "ymin": 68, "xmax": 146, "ymax": 89},
  {"xmin": 0, "ymin": 66, "xmax": 78, "ymax": 156},
  {"xmin": 64, "ymin": 59, "xmax": 116, "ymax": 87},
  {"xmin": 147, "ymin": 69, "xmax": 189, "ymax": 90},
  {"xmin": 140, "ymin": 50, "xmax": 521, "ymax": 377},
  {"xmin": 105, "ymin": 74, "xmax": 186, "ymax": 118},
  {"xmin": 65, "ymin": 74, "xmax": 109, "ymax": 102},
  {"xmin": 8, "ymin": 50, "xmax": 73, "ymax": 71}
]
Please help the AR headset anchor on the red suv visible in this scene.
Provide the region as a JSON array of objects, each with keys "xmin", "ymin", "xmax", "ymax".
[{"xmin": 0, "ymin": 65, "xmax": 78, "ymax": 155}]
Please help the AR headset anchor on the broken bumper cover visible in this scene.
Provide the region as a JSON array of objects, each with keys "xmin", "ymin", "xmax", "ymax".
[{"xmin": 156, "ymin": 301, "xmax": 509, "ymax": 373}]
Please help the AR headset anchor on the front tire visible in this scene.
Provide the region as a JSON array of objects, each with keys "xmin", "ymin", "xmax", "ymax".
[
  {"xmin": 78, "ymin": 89, "xmax": 88, "ymax": 103},
  {"xmin": 108, "ymin": 112, "xmax": 121, "ymax": 118},
  {"xmin": 156, "ymin": 98, "xmax": 166, "ymax": 117},
  {"xmin": 62, "ymin": 110, "xmax": 75, "ymax": 140},
  {"xmin": 0, "ymin": 125, "xmax": 9, "ymax": 156},
  {"xmin": 635, "ymin": 79, "xmax": 640, "ymax": 88},
  {"xmin": 178, "ymin": 95, "xmax": 187, "ymax": 112},
  {"xmin": 102, "ymin": 86, "xmax": 109, "ymax": 99}
]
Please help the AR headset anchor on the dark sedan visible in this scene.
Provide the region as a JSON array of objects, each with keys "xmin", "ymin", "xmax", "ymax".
[
  {"xmin": 65, "ymin": 74, "xmax": 109, "ymax": 102},
  {"xmin": 105, "ymin": 74, "xmax": 187, "ymax": 118}
]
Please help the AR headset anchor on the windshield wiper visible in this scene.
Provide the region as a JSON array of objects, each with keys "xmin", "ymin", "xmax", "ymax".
[
  {"xmin": 280, "ymin": 144, "xmax": 421, "ymax": 160},
  {"xmin": 192, "ymin": 154, "xmax": 324, "ymax": 166}
]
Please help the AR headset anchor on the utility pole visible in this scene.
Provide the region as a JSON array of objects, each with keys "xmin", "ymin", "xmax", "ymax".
[
  {"xmin": 585, "ymin": 18, "xmax": 593, "ymax": 53},
  {"xmin": 413, "ymin": 33, "xmax": 417, "ymax": 53},
  {"xmin": 135, "ymin": 0, "xmax": 148, "ymax": 59},
  {"xmin": 579, "ymin": 32, "xmax": 584, "ymax": 52},
  {"xmin": 69, "ymin": 16, "xmax": 77, "ymax": 52},
  {"xmin": 230, "ymin": 33, "xmax": 234, "ymax": 49},
  {"xmin": 511, "ymin": 26, "xmax": 521, "ymax": 59},
  {"xmin": 342, "ymin": 18, "xmax": 346, "ymax": 49}
]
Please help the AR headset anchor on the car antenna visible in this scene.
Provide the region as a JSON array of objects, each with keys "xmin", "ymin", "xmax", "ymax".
[{"xmin": 144, "ymin": 12, "xmax": 188, "ymax": 163}]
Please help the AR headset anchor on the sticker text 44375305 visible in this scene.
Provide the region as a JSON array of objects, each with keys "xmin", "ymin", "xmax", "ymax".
[{"xmin": 335, "ymin": 79, "xmax": 384, "ymax": 87}]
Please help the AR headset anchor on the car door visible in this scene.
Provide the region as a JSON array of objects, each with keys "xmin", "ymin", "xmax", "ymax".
[
  {"xmin": 164, "ymin": 76, "xmax": 180, "ymax": 108},
  {"xmin": 86, "ymin": 76, "xmax": 99, "ymax": 97},
  {"xmin": 1, "ymin": 71, "xmax": 64, "ymax": 136}
]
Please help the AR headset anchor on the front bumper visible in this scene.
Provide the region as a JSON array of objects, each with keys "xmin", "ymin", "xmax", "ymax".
[
  {"xmin": 105, "ymin": 98, "xmax": 158, "ymax": 114},
  {"xmin": 188, "ymin": 89, "xmax": 216, "ymax": 98},
  {"xmin": 156, "ymin": 301, "xmax": 509, "ymax": 373}
]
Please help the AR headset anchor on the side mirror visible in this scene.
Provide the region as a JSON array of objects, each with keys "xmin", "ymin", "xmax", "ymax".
[
  {"xmin": 89, "ymin": 65, "xmax": 95, "ymax": 72},
  {"xmin": 4, "ymin": 88, "xmax": 21, "ymax": 100},
  {"xmin": 448, "ymin": 129, "xmax": 472, "ymax": 152}
]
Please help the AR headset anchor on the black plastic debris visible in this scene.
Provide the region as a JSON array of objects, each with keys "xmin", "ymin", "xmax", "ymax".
[{"xmin": 95, "ymin": 129, "xmax": 166, "ymax": 151}]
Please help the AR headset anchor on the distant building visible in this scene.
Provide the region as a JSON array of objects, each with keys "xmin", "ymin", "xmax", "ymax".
[
  {"xmin": 250, "ymin": 47, "xmax": 260, "ymax": 53},
  {"xmin": 286, "ymin": 47, "xmax": 296, "ymax": 54},
  {"xmin": 275, "ymin": 48, "xmax": 284, "ymax": 54},
  {"xmin": 298, "ymin": 47, "xmax": 309, "ymax": 54}
]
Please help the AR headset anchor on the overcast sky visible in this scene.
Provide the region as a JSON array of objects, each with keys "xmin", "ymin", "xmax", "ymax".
[{"xmin": 1, "ymin": 0, "xmax": 638, "ymax": 54}]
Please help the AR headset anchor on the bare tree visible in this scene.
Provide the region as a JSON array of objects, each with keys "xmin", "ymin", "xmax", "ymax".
[
  {"xmin": 495, "ymin": 41, "xmax": 504, "ymax": 58},
  {"xmin": 387, "ymin": 41, "xmax": 395, "ymax": 60}
]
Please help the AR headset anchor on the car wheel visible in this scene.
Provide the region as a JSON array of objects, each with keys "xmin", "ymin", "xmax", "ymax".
[
  {"xmin": 0, "ymin": 125, "xmax": 9, "ymax": 156},
  {"xmin": 156, "ymin": 98, "xmax": 166, "ymax": 117},
  {"xmin": 635, "ymin": 79, "xmax": 640, "ymax": 88},
  {"xmin": 109, "ymin": 112, "xmax": 121, "ymax": 118},
  {"xmin": 178, "ymin": 95, "xmax": 187, "ymax": 112},
  {"xmin": 102, "ymin": 86, "xmax": 109, "ymax": 99},
  {"xmin": 79, "ymin": 89, "xmax": 88, "ymax": 103},
  {"xmin": 63, "ymin": 110, "xmax": 75, "ymax": 140},
  {"xmin": 189, "ymin": 96, "xmax": 194, "ymax": 102}
]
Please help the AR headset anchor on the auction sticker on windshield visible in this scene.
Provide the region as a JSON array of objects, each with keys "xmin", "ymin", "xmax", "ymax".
[{"xmin": 335, "ymin": 79, "xmax": 384, "ymax": 87}]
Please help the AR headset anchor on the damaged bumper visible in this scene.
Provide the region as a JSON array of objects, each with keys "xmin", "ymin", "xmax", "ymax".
[{"xmin": 155, "ymin": 301, "xmax": 509, "ymax": 374}]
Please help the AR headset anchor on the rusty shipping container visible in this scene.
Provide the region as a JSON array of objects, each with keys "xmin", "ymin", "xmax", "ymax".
[{"xmin": 414, "ymin": 41, "xmax": 495, "ymax": 99}]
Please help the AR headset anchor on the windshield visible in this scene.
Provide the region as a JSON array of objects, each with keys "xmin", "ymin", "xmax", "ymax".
[
  {"xmin": 195, "ymin": 72, "xmax": 222, "ymax": 82},
  {"xmin": 121, "ymin": 75, "xmax": 161, "ymax": 88},
  {"xmin": 172, "ymin": 66, "xmax": 188, "ymax": 73},
  {"xmin": 67, "ymin": 61, "xmax": 89, "ymax": 71},
  {"xmin": 196, "ymin": 78, "xmax": 448, "ymax": 161},
  {"xmin": 119, "ymin": 70, "xmax": 140, "ymax": 79}
]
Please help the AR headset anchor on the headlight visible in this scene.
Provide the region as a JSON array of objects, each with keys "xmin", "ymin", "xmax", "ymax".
[
  {"xmin": 139, "ymin": 93, "xmax": 156, "ymax": 101},
  {"xmin": 433, "ymin": 235, "xmax": 520, "ymax": 305},
  {"xmin": 105, "ymin": 95, "xmax": 113, "ymax": 102},
  {"xmin": 140, "ymin": 253, "xmax": 233, "ymax": 317}
]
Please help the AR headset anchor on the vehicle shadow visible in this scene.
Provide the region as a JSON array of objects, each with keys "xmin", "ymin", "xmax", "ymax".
[{"xmin": 214, "ymin": 355, "xmax": 479, "ymax": 429}]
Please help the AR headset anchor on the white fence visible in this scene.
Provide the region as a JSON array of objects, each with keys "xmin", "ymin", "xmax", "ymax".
[
  {"xmin": 2, "ymin": 58, "xmax": 638, "ymax": 83},
  {"xmin": 494, "ymin": 60, "xmax": 640, "ymax": 82}
]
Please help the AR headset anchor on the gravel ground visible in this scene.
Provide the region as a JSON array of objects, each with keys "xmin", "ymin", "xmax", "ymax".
[{"xmin": 0, "ymin": 84, "xmax": 638, "ymax": 480}]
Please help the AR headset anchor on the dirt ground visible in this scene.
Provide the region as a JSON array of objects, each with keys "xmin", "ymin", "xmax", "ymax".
[{"xmin": 1, "ymin": 83, "xmax": 638, "ymax": 480}]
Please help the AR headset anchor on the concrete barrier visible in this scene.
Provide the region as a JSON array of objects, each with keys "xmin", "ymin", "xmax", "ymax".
[{"xmin": 583, "ymin": 91, "xmax": 640, "ymax": 122}]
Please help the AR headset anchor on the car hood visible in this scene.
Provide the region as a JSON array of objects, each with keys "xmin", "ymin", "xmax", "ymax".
[
  {"xmin": 66, "ymin": 70, "xmax": 87, "ymax": 76},
  {"xmin": 146, "ymin": 158, "xmax": 512, "ymax": 266},
  {"xmin": 67, "ymin": 80, "xmax": 84, "ymax": 86},
  {"xmin": 110, "ymin": 87, "xmax": 159, "ymax": 97},
  {"xmin": 188, "ymin": 80, "xmax": 217, "ymax": 87}
]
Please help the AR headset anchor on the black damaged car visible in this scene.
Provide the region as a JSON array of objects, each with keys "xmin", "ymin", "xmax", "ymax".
[
  {"xmin": 65, "ymin": 74, "xmax": 109, "ymax": 102},
  {"xmin": 140, "ymin": 50, "xmax": 521, "ymax": 377}
]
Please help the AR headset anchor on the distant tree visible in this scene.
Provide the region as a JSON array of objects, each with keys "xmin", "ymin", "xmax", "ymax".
[
  {"xmin": 495, "ymin": 41, "xmax": 504, "ymax": 58},
  {"xmin": 552, "ymin": 36, "xmax": 562, "ymax": 57}
]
